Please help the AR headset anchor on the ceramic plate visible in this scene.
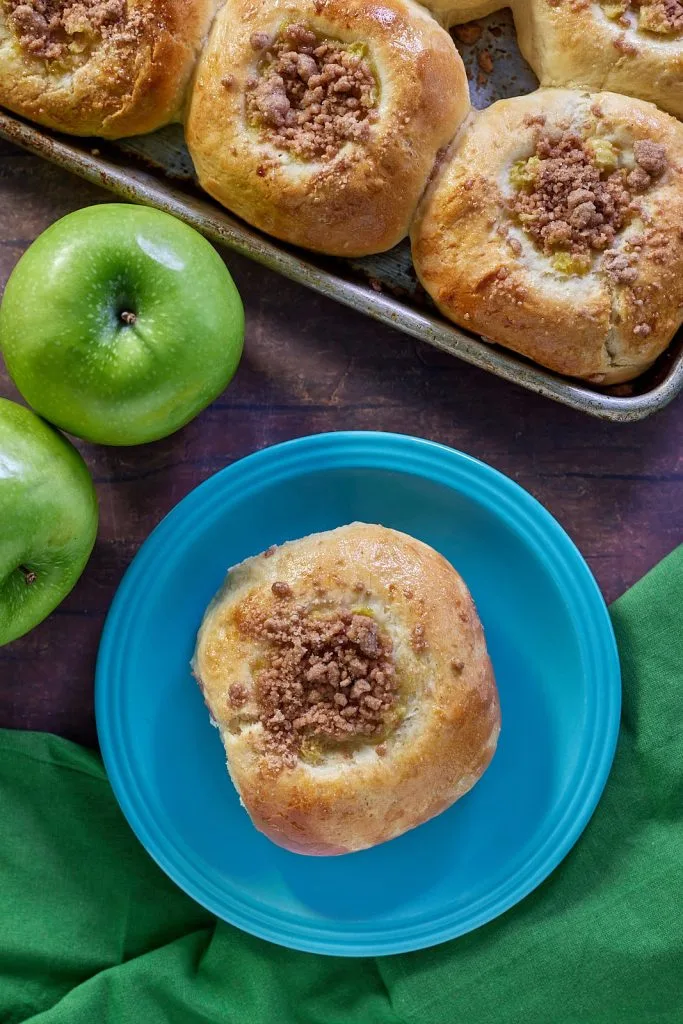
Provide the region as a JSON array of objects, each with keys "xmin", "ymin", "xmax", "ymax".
[{"xmin": 96, "ymin": 432, "xmax": 620, "ymax": 956}]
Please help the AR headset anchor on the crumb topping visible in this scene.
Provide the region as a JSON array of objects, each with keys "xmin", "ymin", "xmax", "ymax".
[
  {"xmin": 509, "ymin": 128, "xmax": 667, "ymax": 274},
  {"xmin": 453, "ymin": 23, "xmax": 483, "ymax": 45},
  {"xmin": 601, "ymin": 0, "xmax": 683, "ymax": 35},
  {"xmin": 602, "ymin": 248, "xmax": 638, "ymax": 283},
  {"xmin": 4, "ymin": 0, "xmax": 145, "ymax": 61},
  {"xmin": 237, "ymin": 595, "xmax": 398, "ymax": 771},
  {"xmin": 271, "ymin": 581, "xmax": 293, "ymax": 598},
  {"xmin": 478, "ymin": 49, "xmax": 494, "ymax": 74},
  {"xmin": 245, "ymin": 22, "xmax": 378, "ymax": 161},
  {"xmin": 228, "ymin": 682, "xmax": 248, "ymax": 708},
  {"xmin": 411, "ymin": 623, "xmax": 427, "ymax": 652}
]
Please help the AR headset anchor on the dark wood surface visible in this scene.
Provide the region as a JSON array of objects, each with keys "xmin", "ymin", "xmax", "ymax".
[{"xmin": 1, "ymin": 140, "xmax": 681, "ymax": 748}]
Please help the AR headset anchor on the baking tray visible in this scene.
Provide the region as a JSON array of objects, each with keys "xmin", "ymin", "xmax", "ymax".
[{"xmin": 1, "ymin": 8, "xmax": 681, "ymax": 421}]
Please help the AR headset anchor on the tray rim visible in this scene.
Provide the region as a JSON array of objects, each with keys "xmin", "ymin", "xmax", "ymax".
[{"xmin": 1, "ymin": 109, "xmax": 681, "ymax": 423}]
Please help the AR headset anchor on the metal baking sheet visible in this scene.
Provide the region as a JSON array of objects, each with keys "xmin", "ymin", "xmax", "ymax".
[{"xmin": 1, "ymin": 8, "xmax": 682, "ymax": 421}]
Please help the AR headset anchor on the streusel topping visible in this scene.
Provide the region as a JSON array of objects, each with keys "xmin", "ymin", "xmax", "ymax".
[
  {"xmin": 246, "ymin": 22, "xmax": 378, "ymax": 161},
  {"xmin": 236, "ymin": 587, "xmax": 397, "ymax": 771},
  {"xmin": 601, "ymin": 0, "xmax": 683, "ymax": 36},
  {"xmin": 5, "ymin": 0, "xmax": 145, "ymax": 61},
  {"xmin": 509, "ymin": 127, "xmax": 666, "ymax": 273}
]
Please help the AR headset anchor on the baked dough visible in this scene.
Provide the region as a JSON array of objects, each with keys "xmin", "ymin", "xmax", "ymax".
[
  {"xmin": 185, "ymin": 0, "xmax": 471, "ymax": 256},
  {"xmin": 0, "ymin": 0, "xmax": 218, "ymax": 137},
  {"xmin": 417, "ymin": 0, "xmax": 503, "ymax": 29},
  {"xmin": 411, "ymin": 88, "xmax": 683, "ymax": 384},
  {"xmin": 192, "ymin": 523, "xmax": 500, "ymax": 856},
  {"xmin": 514, "ymin": 0, "xmax": 683, "ymax": 122}
]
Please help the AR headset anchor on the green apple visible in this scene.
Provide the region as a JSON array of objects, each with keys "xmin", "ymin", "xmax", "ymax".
[
  {"xmin": 0, "ymin": 398, "xmax": 98, "ymax": 647},
  {"xmin": 0, "ymin": 205, "xmax": 244, "ymax": 446}
]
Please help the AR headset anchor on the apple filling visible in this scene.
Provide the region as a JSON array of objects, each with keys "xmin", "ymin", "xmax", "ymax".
[
  {"xmin": 245, "ymin": 23, "xmax": 378, "ymax": 161},
  {"xmin": 508, "ymin": 129, "xmax": 667, "ymax": 275},
  {"xmin": 233, "ymin": 585, "xmax": 399, "ymax": 772},
  {"xmin": 4, "ymin": 0, "xmax": 145, "ymax": 63},
  {"xmin": 600, "ymin": 0, "xmax": 683, "ymax": 35}
]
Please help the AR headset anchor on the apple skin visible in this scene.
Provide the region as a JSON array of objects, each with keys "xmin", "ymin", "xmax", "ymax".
[
  {"xmin": 0, "ymin": 204, "xmax": 244, "ymax": 446},
  {"xmin": 0, "ymin": 398, "xmax": 98, "ymax": 647}
]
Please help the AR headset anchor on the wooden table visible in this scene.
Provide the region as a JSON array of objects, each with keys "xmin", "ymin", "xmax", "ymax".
[{"xmin": 1, "ymin": 140, "xmax": 681, "ymax": 748}]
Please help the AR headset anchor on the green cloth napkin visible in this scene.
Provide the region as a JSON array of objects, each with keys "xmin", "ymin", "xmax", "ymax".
[{"xmin": 1, "ymin": 547, "xmax": 681, "ymax": 1024}]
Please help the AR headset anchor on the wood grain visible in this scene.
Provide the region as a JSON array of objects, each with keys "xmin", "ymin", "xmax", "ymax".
[{"xmin": 0, "ymin": 140, "xmax": 681, "ymax": 748}]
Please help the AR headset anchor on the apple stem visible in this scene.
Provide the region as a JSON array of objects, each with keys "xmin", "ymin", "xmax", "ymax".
[
  {"xmin": 120, "ymin": 311, "xmax": 137, "ymax": 325},
  {"xmin": 19, "ymin": 566, "xmax": 37, "ymax": 586}
]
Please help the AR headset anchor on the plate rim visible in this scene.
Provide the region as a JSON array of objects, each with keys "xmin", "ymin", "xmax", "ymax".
[{"xmin": 96, "ymin": 431, "xmax": 621, "ymax": 956}]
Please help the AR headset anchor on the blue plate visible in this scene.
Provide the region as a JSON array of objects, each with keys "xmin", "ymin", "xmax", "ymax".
[{"xmin": 96, "ymin": 432, "xmax": 620, "ymax": 957}]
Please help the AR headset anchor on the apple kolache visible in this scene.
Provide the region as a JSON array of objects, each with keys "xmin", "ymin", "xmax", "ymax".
[
  {"xmin": 2, "ymin": 0, "xmax": 683, "ymax": 378},
  {"xmin": 514, "ymin": 1, "xmax": 683, "ymax": 123},
  {"xmin": 192, "ymin": 523, "xmax": 500, "ymax": 855},
  {"xmin": 0, "ymin": 0, "xmax": 218, "ymax": 136},
  {"xmin": 185, "ymin": 0, "xmax": 470, "ymax": 255},
  {"xmin": 411, "ymin": 88, "xmax": 683, "ymax": 383}
]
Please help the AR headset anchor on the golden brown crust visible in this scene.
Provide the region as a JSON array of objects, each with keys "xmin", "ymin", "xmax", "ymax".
[
  {"xmin": 514, "ymin": 0, "xmax": 683, "ymax": 122},
  {"xmin": 417, "ymin": 0, "xmax": 502, "ymax": 28},
  {"xmin": 192, "ymin": 523, "xmax": 500, "ymax": 856},
  {"xmin": 411, "ymin": 88, "xmax": 683, "ymax": 384},
  {"xmin": 185, "ymin": 0, "xmax": 471, "ymax": 256},
  {"xmin": 0, "ymin": 0, "xmax": 218, "ymax": 137}
]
